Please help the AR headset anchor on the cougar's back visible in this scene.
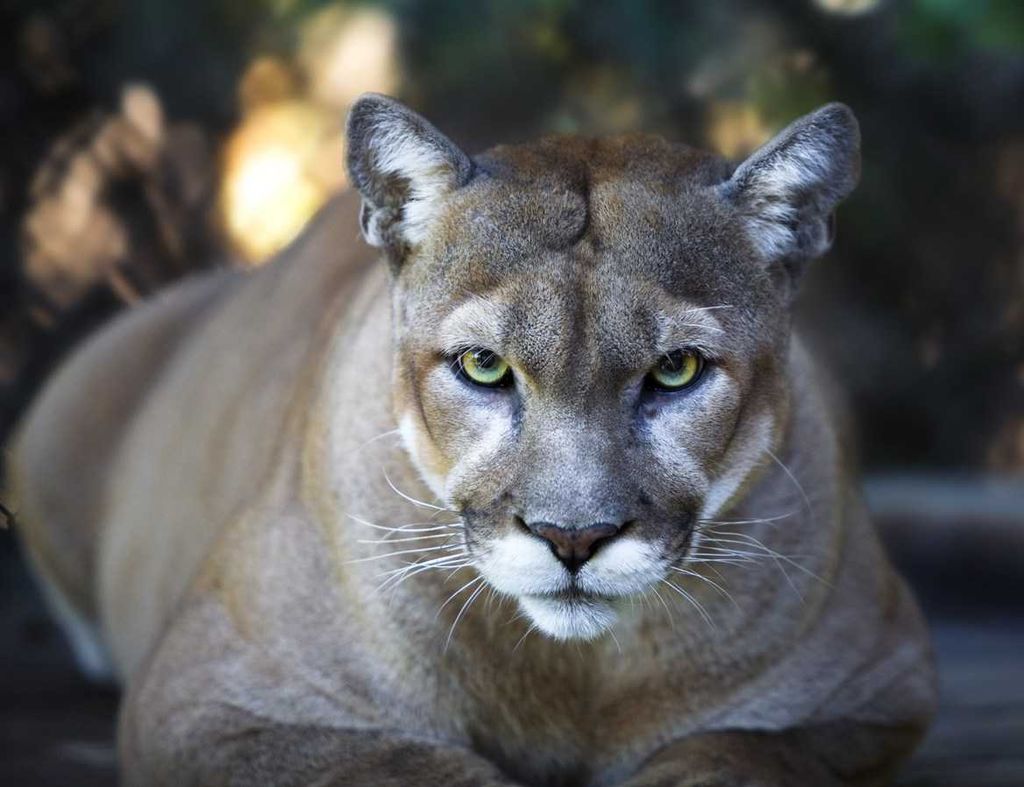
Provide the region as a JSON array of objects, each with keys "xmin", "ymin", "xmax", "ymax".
[{"xmin": 9, "ymin": 192, "xmax": 375, "ymax": 679}]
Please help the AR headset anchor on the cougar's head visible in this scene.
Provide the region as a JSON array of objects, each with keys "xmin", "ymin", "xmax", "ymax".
[{"xmin": 346, "ymin": 95, "xmax": 859, "ymax": 640}]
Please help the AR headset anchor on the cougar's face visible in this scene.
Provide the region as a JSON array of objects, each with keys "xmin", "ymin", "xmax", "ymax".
[
  {"xmin": 390, "ymin": 141, "xmax": 791, "ymax": 640},
  {"xmin": 348, "ymin": 95, "xmax": 857, "ymax": 640}
]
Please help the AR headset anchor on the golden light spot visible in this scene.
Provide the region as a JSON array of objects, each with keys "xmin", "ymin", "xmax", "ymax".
[
  {"xmin": 220, "ymin": 8, "xmax": 398, "ymax": 263},
  {"xmin": 706, "ymin": 101, "xmax": 772, "ymax": 159},
  {"xmin": 813, "ymin": 0, "xmax": 882, "ymax": 15},
  {"xmin": 299, "ymin": 6, "xmax": 399, "ymax": 111},
  {"xmin": 221, "ymin": 102, "xmax": 342, "ymax": 263},
  {"xmin": 238, "ymin": 56, "xmax": 298, "ymax": 113}
]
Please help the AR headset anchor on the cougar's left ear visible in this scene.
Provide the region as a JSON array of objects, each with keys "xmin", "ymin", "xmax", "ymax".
[
  {"xmin": 720, "ymin": 103, "xmax": 860, "ymax": 283},
  {"xmin": 346, "ymin": 93, "xmax": 474, "ymax": 261}
]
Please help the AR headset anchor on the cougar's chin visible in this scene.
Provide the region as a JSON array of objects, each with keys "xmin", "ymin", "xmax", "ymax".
[{"xmin": 518, "ymin": 593, "xmax": 619, "ymax": 641}]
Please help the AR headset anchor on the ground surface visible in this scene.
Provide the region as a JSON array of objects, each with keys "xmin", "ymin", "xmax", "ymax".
[{"xmin": 1, "ymin": 476, "xmax": 1021, "ymax": 785}]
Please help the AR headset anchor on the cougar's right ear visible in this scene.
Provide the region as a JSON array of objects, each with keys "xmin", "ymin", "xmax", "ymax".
[
  {"xmin": 719, "ymin": 102, "xmax": 860, "ymax": 289},
  {"xmin": 346, "ymin": 94, "xmax": 474, "ymax": 264}
]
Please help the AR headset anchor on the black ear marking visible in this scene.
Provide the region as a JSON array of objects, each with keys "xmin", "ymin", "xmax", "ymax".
[
  {"xmin": 345, "ymin": 93, "xmax": 473, "ymax": 264},
  {"xmin": 720, "ymin": 102, "xmax": 860, "ymax": 280},
  {"xmin": 359, "ymin": 200, "xmax": 377, "ymax": 241}
]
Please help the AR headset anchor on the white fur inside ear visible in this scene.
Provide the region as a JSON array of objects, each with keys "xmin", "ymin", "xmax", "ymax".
[
  {"xmin": 362, "ymin": 126, "xmax": 454, "ymax": 247},
  {"xmin": 740, "ymin": 160, "xmax": 803, "ymax": 258},
  {"xmin": 725, "ymin": 104, "xmax": 859, "ymax": 262},
  {"xmin": 737, "ymin": 149, "xmax": 831, "ymax": 259}
]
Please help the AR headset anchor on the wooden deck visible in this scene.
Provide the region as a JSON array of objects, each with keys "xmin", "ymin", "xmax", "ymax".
[
  {"xmin": 1, "ymin": 474, "xmax": 1021, "ymax": 785},
  {"xmin": 898, "ymin": 621, "xmax": 1024, "ymax": 786}
]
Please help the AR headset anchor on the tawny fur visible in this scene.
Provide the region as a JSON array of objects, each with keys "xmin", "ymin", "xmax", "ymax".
[{"xmin": 9, "ymin": 97, "xmax": 936, "ymax": 787}]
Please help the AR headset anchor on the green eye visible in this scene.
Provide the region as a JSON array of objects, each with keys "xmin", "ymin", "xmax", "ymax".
[
  {"xmin": 649, "ymin": 350, "xmax": 704, "ymax": 391},
  {"xmin": 458, "ymin": 348, "xmax": 512, "ymax": 387}
]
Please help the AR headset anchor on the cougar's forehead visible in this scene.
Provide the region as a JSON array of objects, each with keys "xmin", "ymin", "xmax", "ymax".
[{"xmin": 397, "ymin": 134, "xmax": 781, "ymax": 356}]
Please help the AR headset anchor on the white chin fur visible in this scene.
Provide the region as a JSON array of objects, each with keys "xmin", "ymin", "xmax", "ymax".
[{"xmin": 518, "ymin": 595, "xmax": 619, "ymax": 641}]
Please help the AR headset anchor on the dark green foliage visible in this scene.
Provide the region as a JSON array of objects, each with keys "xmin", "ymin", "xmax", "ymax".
[{"xmin": 1, "ymin": 0, "xmax": 1022, "ymax": 470}]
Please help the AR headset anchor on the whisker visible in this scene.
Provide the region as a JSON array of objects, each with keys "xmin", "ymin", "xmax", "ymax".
[
  {"xmin": 688, "ymin": 548, "xmax": 760, "ymax": 560},
  {"xmin": 696, "ymin": 538, "xmax": 808, "ymax": 600},
  {"xmin": 765, "ymin": 448, "xmax": 812, "ymax": 514},
  {"xmin": 345, "ymin": 512, "xmax": 463, "ymax": 534},
  {"xmin": 376, "ymin": 551, "xmax": 469, "ymax": 579},
  {"xmin": 669, "ymin": 566, "xmax": 740, "ymax": 610},
  {"xmin": 696, "ymin": 532, "xmax": 815, "ymax": 564},
  {"xmin": 347, "ymin": 428, "xmax": 401, "ymax": 457},
  {"xmin": 650, "ymin": 585, "xmax": 675, "ymax": 624},
  {"xmin": 376, "ymin": 556, "xmax": 469, "ymax": 591},
  {"xmin": 607, "ymin": 626, "xmax": 623, "ymax": 655},
  {"xmin": 687, "ymin": 557, "xmax": 758, "ymax": 567},
  {"xmin": 659, "ymin": 581, "xmax": 716, "ymax": 630},
  {"xmin": 382, "ymin": 467, "xmax": 452, "ymax": 513},
  {"xmin": 505, "ymin": 608, "xmax": 530, "ymax": 627},
  {"xmin": 380, "ymin": 562, "xmax": 472, "ymax": 594},
  {"xmin": 703, "ymin": 562, "xmax": 730, "ymax": 584},
  {"xmin": 690, "ymin": 544, "xmax": 805, "ymax": 596},
  {"xmin": 357, "ymin": 533, "xmax": 460, "ymax": 545},
  {"xmin": 512, "ymin": 623, "xmax": 538, "ymax": 653},
  {"xmin": 445, "ymin": 582, "xmax": 487, "ymax": 651},
  {"xmin": 682, "ymin": 304, "xmax": 734, "ymax": 315},
  {"xmin": 484, "ymin": 585, "xmax": 500, "ymax": 614},
  {"xmin": 672, "ymin": 322, "xmax": 726, "ymax": 334},
  {"xmin": 346, "ymin": 543, "xmax": 461, "ymax": 565},
  {"xmin": 376, "ymin": 555, "xmax": 471, "ymax": 593},
  {"xmin": 701, "ymin": 533, "xmax": 826, "ymax": 583},
  {"xmin": 436, "ymin": 576, "xmax": 485, "ymax": 619},
  {"xmin": 699, "ymin": 509, "xmax": 798, "ymax": 527},
  {"xmin": 691, "ymin": 543, "xmax": 815, "ymax": 561},
  {"xmin": 444, "ymin": 563, "xmax": 469, "ymax": 581}
]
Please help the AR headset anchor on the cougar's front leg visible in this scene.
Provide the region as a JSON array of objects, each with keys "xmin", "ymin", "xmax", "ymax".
[
  {"xmin": 120, "ymin": 653, "xmax": 521, "ymax": 787},
  {"xmin": 121, "ymin": 707, "xmax": 518, "ymax": 787},
  {"xmin": 617, "ymin": 722, "xmax": 925, "ymax": 787},
  {"xmin": 117, "ymin": 596, "xmax": 521, "ymax": 786}
]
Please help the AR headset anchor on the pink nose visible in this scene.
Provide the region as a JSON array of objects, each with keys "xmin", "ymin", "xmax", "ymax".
[{"xmin": 526, "ymin": 521, "xmax": 624, "ymax": 572}]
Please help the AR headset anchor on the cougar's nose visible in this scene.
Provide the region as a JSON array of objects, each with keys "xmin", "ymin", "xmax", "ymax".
[{"xmin": 525, "ymin": 521, "xmax": 624, "ymax": 572}]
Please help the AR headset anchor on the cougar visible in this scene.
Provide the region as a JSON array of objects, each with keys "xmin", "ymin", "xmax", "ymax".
[{"xmin": 9, "ymin": 94, "xmax": 937, "ymax": 786}]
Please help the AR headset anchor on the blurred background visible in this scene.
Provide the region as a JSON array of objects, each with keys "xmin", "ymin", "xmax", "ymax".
[{"xmin": 0, "ymin": 0, "xmax": 1021, "ymax": 785}]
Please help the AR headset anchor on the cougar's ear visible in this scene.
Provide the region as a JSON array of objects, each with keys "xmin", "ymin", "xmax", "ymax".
[
  {"xmin": 720, "ymin": 102, "xmax": 860, "ymax": 283},
  {"xmin": 346, "ymin": 93, "xmax": 473, "ymax": 261}
]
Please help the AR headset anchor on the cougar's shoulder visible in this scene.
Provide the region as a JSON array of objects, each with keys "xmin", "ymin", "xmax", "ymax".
[
  {"xmin": 10, "ymin": 268, "xmax": 234, "ymax": 617},
  {"xmin": 12, "ymin": 190, "xmax": 380, "ymax": 677}
]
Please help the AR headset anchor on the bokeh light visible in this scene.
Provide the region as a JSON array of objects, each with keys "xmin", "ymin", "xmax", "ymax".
[
  {"xmin": 705, "ymin": 101, "xmax": 772, "ymax": 158},
  {"xmin": 813, "ymin": 0, "xmax": 883, "ymax": 15},
  {"xmin": 221, "ymin": 99, "xmax": 341, "ymax": 263},
  {"xmin": 300, "ymin": 6, "xmax": 399, "ymax": 111},
  {"xmin": 220, "ymin": 7, "xmax": 398, "ymax": 264}
]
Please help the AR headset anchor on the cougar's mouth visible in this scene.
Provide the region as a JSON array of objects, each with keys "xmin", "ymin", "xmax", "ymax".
[
  {"xmin": 523, "ymin": 586, "xmax": 615, "ymax": 603},
  {"xmin": 517, "ymin": 590, "xmax": 620, "ymax": 641}
]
